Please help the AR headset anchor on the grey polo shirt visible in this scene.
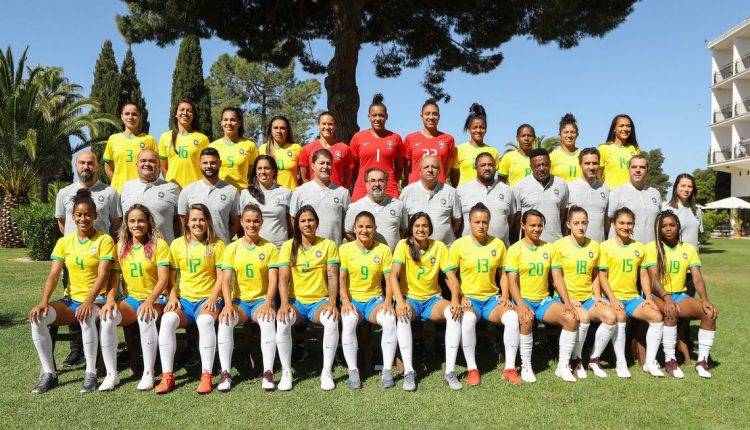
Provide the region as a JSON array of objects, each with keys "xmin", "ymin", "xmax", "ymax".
[
  {"xmin": 289, "ymin": 180, "xmax": 350, "ymax": 245},
  {"xmin": 608, "ymin": 183, "xmax": 661, "ymax": 244},
  {"xmin": 239, "ymin": 185, "xmax": 292, "ymax": 248},
  {"xmin": 177, "ymin": 179, "xmax": 239, "ymax": 244},
  {"xmin": 456, "ymin": 179, "xmax": 514, "ymax": 245},
  {"xmin": 662, "ymin": 201, "xmax": 703, "ymax": 249},
  {"xmin": 121, "ymin": 178, "xmax": 181, "ymax": 243},
  {"xmin": 55, "ymin": 181, "xmax": 121, "ymax": 235},
  {"xmin": 399, "ymin": 181, "xmax": 462, "ymax": 245},
  {"xmin": 344, "ymin": 195, "xmax": 407, "ymax": 250},
  {"xmin": 512, "ymin": 175, "xmax": 569, "ymax": 243},
  {"xmin": 567, "ymin": 178, "xmax": 610, "ymax": 242}
]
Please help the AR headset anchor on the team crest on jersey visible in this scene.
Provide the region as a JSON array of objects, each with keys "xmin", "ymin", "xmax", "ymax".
[
  {"xmin": 588, "ymin": 251, "xmax": 594, "ymax": 258},
  {"xmin": 491, "ymin": 250, "xmax": 497, "ymax": 257},
  {"xmin": 652, "ymin": 198, "xmax": 658, "ymax": 204},
  {"xmin": 139, "ymin": 142, "xmax": 146, "ymax": 149},
  {"xmin": 387, "ymin": 140, "xmax": 393, "ymax": 148},
  {"xmin": 239, "ymin": 149, "xmax": 245, "ymax": 155},
  {"xmin": 634, "ymin": 250, "xmax": 641, "ymax": 257},
  {"xmin": 287, "ymin": 151, "xmax": 293, "ymax": 157},
  {"xmin": 97, "ymin": 195, "xmax": 105, "ymax": 203},
  {"xmin": 220, "ymin": 194, "xmax": 227, "ymax": 201},
  {"xmin": 430, "ymin": 257, "xmax": 436, "ymax": 265},
  {"xmin": 438, "ymin": 140, "xmax": 445, "ymax": 149},
  {"xmin": 601, "ymin": 192, "xmax": 606, "ymax": 199},
  {"xmin": 554, "ymin": 189, "xmax": 560, "ymax": 195},
  {"xmin": 193, "ymin": 139, "xmax": 199, "ymax": 146},
  {"xmin": 682, "ymin": 253, "xmax": 688, "ymax": 260},
  {"xmin": 335, "ymin": 151, "xmax": 342, "ymax": 159},
  {"xmin": 158, "ymin": 191, "xmax": 165, "ymax": 198},
  {"xmin": 259, "ymin": 253, "xmax": 266, "ymax": 261},
  {"xmin": 440, "ymin": 199, "xmax": 447, "ymax": 206},
  {"xmin": 90, "ymin": 246, "xmax": 98, "ymax": 255},
  {"xmin": 315, "ymin": 250, "xmax": 323, "ymax": 258},
  {"xmin": 499, "ymin": 194, "xmax": 505, "ymax": 200},
  {"xmin": 542, "ymin": 252, "xmax": 549, "ymax": 260},
  {"xmin": 334, "ymin": 197, "xmax": 340, "ymax": 204},
  {"xmin": 374, "ymin": 256, "xmax": 381, "ymax": 264}
]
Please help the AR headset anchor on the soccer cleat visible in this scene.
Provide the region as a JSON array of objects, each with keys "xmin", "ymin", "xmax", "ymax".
[
  {"xmin": 62, "ymin": 348, "xmax": 84, "ymax": 369},
  {"xmin": 217, "ymin": 371, "xmax": 233, "ymax": 392},
  {"xmin": 402, "ymin": 371, "xmax": 417, "ymax": 391},
  {"xmin": 261, "ymin": 370, "xmax": 275, "ymax": 391},
  {"xmin": 444, "ymin": 371, "xmax": 462, "ymax": 390},
  {"xmin": 555, "ymin": 365, "xmax": 577, "ymax": 383},
  {"xmin": 520, "ymin": 365, "xmax": 536, "ymax": 383},
  {"xmin": 615, "ymin": 361, "xmax": 631, "ymax": 378},
  {"xmin": 80, "ymin": 372, "xmax": 98, "ymax": 393},
  {"xmin": 320, "ymin": 371, "xmax": 335, "ymax": 391},
  {"xmin": 98, "ymin": 374, "xmax": 120, "ymax": 391},
  {"xmin": 588, "ymin": 358, "xmax": 608, "ymax": 378},
  {"xmin": 197, "ymin": 371, "xmax": 213, "ymax": 394},
  {"xmin": 155, "ymin": 372, "xmax": 175, "ymax": 394},
  {"xmin": 695, "ymin": 360, "xmax": 712, "ymax": 379},
  {"xmin": 381, "ymin": 369, "xmax": 395, "ymax": 388},
  {"xmin": 278, "ymin": 369, "xmax": 293, "ymax": 391},
  {"xmin": 643, "ymin": 360, "xmax": 664, "ymax": 378},
  {"xmin": 31, "ymin": 372, "xmax": 58, "ymax": 394},
  {"xmin": 465, "ymin": 369, "xmax": 481, "ymax": 386},
  {"xmin": 501, "ymin": 368, "xmax": 523, "ymax": 385},
  {"xmin": 347, "ymin": 369, "xmax": 362, "ymax": 390},
  {"xmin": 573, "ymin": 360, "xmax": 587, "ymax": 379},
  {"xmin": 664, "ymin": 359, "xmax": 684, "ymax": 379},
  {"xmin": 137, "ymin": 373, "xmax": 154, "ymax": 391}
]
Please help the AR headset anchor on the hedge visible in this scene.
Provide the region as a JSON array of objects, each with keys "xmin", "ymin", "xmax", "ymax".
[{"xmin": 11, "ymin": 203, "xmax": 61, "ymax": 260}]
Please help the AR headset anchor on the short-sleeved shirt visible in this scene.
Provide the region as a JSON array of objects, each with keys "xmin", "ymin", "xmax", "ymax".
[
  {"xmin": 289, "ymin": 180, "xmax": 350, "ymax": 245},
  {"xmin": 344, "ymin": 196, "xmax": 407, "ymax": 250},
  {"xmin": 498, "ymin": 150, "xmax": 532, "ymax": 187},
  {"xmin": 339, "ymin": 241, "xmax": 393, "ymax": 302},
  {"xmin": 550, "ymin": 147, "xmax": 581, "ymax": 182},
  {"xmin": 220, "ymin": 238, "xmax": 280, "ymax": 302},
  {"xmin": 258, "ymin": 142, "xmax": 302, "ymax": 191},
  {"xmin": 567, "ymin": 178, "xmax": 610, "ymax": 242},
  {"xmin": 551, "ymin": 236, "xmax": 599, "ymax": 301},
  {"xmin": 399, "ymin": 181, "xmax": 462, "ymax": 245},
  {"xmin": 121, "ymin": 178, "xmax": 181, "ymax": 243},
  {"xmin": 158, "ymin": 131, "xmax": 210, "ymax": 189},
  {"xmin": 298, "ymin": 140, "xmax": 353, "ymax": 187},
  {"xmin": 504, "ymin": 240, "xmax": 554, "ymax": 301},
  {"xmin": 404, "ymin": 131, "xmax": 456, "ymax": 184},
  {"xmin": 350, "ymin": 129, "xmax": 405, "ymax": 201},
  {"xmin": 598, "ymin": 143, "xmax": 640, "ymax": 189},
  {"xmin": 113, "ymin": 238, "xmax": 172, "ymax": 301},
  {"xmin": 457, "ymin": 179, "xmax": 514, "ymax": 245},
  {"xmin": 103, "ymin": 132, "xmax": 157, "ymax": 192},
  {"xmin": 662, "ymin": 202, "xmax": 703, "ymax": 249},
  {"xmin": 392, "ymin": 239, "xmax": 455, "ymax": 301},
  {"xmin": 277, "ymin": 237, "xmax": 339, "ymax": 304},
  {"xmin": 642, "ymin": 241, "xmax": 701, "ymax": 294},
  {"xmin": 177, "ymin": 179, "xmax": 239, "ymax": 244},
  {"xmin": 208, "ymin": 138, "xmax": 258, "ymax": 189},
  {"xmin": 455, "ymin": 142, "xmax": 501, "ymax": 186},
  {"xmin": 238, "ymin": 185, "xmax": 292, "ymax": 247},
  {"xmin": 512, "ymin": 175, "xmax": 569, "ymax": 243},
  {"xmin": 55, "ymin": 181, "xmax": 121, "ymax": 236},
  {"xmin": 170, "ymin": 238, "xmax": 226, "ymax": 301},
  {"xmin": 607, "ymin": 183, "xmax": 661, "ymax": 244},
  {"xmin": 449, "ymin": 235, "xmax": 506, "ymax": 300},
  {"xmin": 598, "ymin": 238, "xmax": 645, "ymax": 300},
  {"xmin": 51, "ymin": 231, "xmax": 115, "ymax": 301}
]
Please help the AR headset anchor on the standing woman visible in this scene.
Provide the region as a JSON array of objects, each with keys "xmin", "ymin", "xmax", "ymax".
[
  {"xmin": 350, "ymin": 94, "xmax": 405, "ymax": 201},
  {"xmin": 498, "ymin": 124, "xmax": 535, "ymax": 187},
  {"xmin": 258, "ymin": 115, "xmax": 302, "ymax": 191},
  {"xmin": 217, "ymin": 204, "xmax": 280, "ymax": 392},
  {"xmin": 156, "ymin": 204, "xmax": 226, "ymax": 395},
  {"xmin": 550, "ymin": 113, "xmax": 582, "ymax": 182},
  {"xmin": 29, "ymin": 189, "xmax": 115, "ymax": 393},
  {"xmin": 159, "ymin": 99, "xmax": 210, "ymax": 189},
  {"xmin": 103, "ymin": 101, "xmax": 157, "ymax": 192},
  {"xmin": 390, "ymin": 213, "xmax": 463, "ymax": 391},
  {"xmin": 598, "ymin": 114, "xmax": 640, "ymax": 189},
  {"xmin": 403, "ymin": 99, "xmax": 456, "ymax": 185},
  {"xmin": 664, "ymin": 174, "xmax": 703, "ymax": 249},
  {"xmin": 299, "ymin": 111, "xmax": 353, "ymax": 187},
  {"xmin": 209, "ymin": 107, "xmax": 258, "ymax": 189},
  {"xmin": 453, "ymin": 103, "xmax": 500, "ymax": 186},
  {"xmin": 239, "ymin": 155, "xmax": 293, "ymax": 248}
]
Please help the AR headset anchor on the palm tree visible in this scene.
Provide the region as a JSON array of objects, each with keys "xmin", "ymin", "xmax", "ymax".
[{"xmin": 504, "ymin": 135, "xmax": 562, "ymax": 154}]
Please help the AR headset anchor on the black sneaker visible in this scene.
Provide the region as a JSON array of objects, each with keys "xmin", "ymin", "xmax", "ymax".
[
  {"xmin": 32, "ymin": 373, "xmax": 58, "ymax": 394},
  {"xmin": 80, "ymin": 372, "xmax": 97, "ymax": 393},
  {"xmin": 62, "ymin": 348, "xmax": 84, "ymax": 369}
]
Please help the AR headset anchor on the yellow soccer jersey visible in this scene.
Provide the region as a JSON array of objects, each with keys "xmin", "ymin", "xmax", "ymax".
[
  {"xmin": 392, "ymin": 239, "xmax": 456, "ymax": 301},
  {"xmin": 278, "ymin": 237, "xmax": 339, "ymax": 304},
  {"xmin": 455, "ymin": 142, "xmax": 501, "ymax": 186},
  {"xmin": 498, "ymin": 150, "xmax": 532, "ymax": 187},
  {"xmin": 51, "ymin": 231, "xmax": 115, "ymax": 302},
  {"xmin": 113, "ymin": 238, "xmax": 172, "ymax": 301},
  {"xmin": 598, "ymin": 143, "xmax": 640, "ymax": 189},
  {"xmin": 551, "ymin": 236, "xmax": 599, "ymax": 301},
  {"xmin": 103, "ymin": 132, "xmax": 157, "ymax": 192},
  {"xmin": 550, "ymin": 147, "xmax": 581, "ymax": 182},
  {"xmin": 642, "ymin": 241, "xmax": 701, "ymax": 294},
  {"xmin": 504, "ymin": 240, "xmax": 554, "ymax": 301},
  {"xmin": 598, "ymin": 238, "xmax": 645, "ymax": 300},
  {"xmin": 158, "ymin": 131, "xmax": 210, "ymax": 188},
  {"xmin": 170, "ymin": 237, "xmax": 226, "ymax": 301},
  {"xmin": 449, "ymin": 235, "xmax": 506, "ymax": 300},
  {"xmin": 209, "ymin": 138, "xmax": 259, "ymax": 189},
  {"xmin": 221, "ymin": 238, "xmax": 279, "ymax": 302},
  {"xmin": 258, "ymin": 142, "xmax": 302, "ymax": 190},
  {"xmin": 339, "ymin": 241, "xmax": 393, "ymax": 302}
]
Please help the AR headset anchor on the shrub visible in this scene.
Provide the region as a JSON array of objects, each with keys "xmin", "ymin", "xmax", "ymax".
[
  {"xmin": 11, "ymin": 203, "xmax": 61, "ymax": 260},
  {"xmin": 700, "ymin": 210, "xmax": 729, "ymax": 244}
]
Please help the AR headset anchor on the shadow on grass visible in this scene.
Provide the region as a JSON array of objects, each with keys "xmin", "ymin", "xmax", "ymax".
[
  {"xmin": 0, "ymin": 310, "xmax": 23, "ymax": 328},
  {"xmin": 698, "ymin": 247, "xmax": 727, "ymax": 254}
]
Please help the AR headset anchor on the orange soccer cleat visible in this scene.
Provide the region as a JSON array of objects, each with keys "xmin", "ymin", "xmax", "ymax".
[
  {"xmin": 465, "ymin": 369, "xmax": 481, "ymax": 386},
  {"xmin": 501, "ymin": 368, "xmax": 523, "ymax": 386},
  {"xmin": 155, "ymin": 372, "xmax": 175, "ymax": 395},
  {"xmin": 196, "ymin": 371, "xmax": 213, "ymax": 394}
]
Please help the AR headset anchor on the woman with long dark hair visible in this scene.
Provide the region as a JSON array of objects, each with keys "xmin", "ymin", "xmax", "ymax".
[
  {"xmin": 238, "ymin": 155, "xmax": 293, "ymax": 248},
  {"xmin": 209, "ymin": 107, "xmax": 258, "ymax": 189},
  {"xmin": 299, "ymin": 111, "xmax": 353, "ymax": 187},
  {"xmin": 403, "ymin": 99, "xmax": 456, "ymax": 185},
  {"xmin": 258, "ymin": 115, "xmax": 302, "ymax": 190},
  {"xmin": 664, "ymin": 173, "xmax": 703, "ymax": 248},
  {"xmin": 550, "ymin": 113, "xmax": 581, "ymax": 182},
  {"xmin": 598, "ymin": 114, "xmax": 640, "ymax": 189},
  {"xmin": 158, "ymin": 99, "xmax": 210, "ymax": 188}
]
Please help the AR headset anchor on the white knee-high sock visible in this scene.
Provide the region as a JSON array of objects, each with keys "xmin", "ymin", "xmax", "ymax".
[
  {"xmin": 697, "ymin": 329, "xmax": 715, "ymax": 362},
  {"xmin": 396, "ymin": 319, "xmax": 414, "ymax": 373},
  {"xmin": 341, "ymin": 312, "xmax": 359, "ymax": 371},
  {"xmin": 257, "ymin": 318, "xmax": 276, "ymax": 372},
  {"xmin": 196, "ymin": 314, "xmax": 217, "ymax": 373},
  {"xmin": 591, "ymin": 323, "xmax": 616, "ymax": 359},
  {"xmin": 80, "ymin": 306, "xmax": 100, "ymax": 374},
  {"xmin": 573, "ymin": 322, "xmax": 590, "ymax": 360},
  {"xmin": 612, "ymin": 322, "xmax": 627, "ymax": 364},
  {"xmin": 558, "ymin": 329, "xmax": 577, "ymax": 368},
  {"xmin": 646, "ymin": 322, "xmax": 664, "ymax": 363},
  {"xmin": 275, "ymin": 313, "xmax": 295, "ymax": 372},
  {"xmin": 217, "ymin": 315, "xmax": 238, "ymax": 373},
  {"xmin": 31, "ymin": 307, "xmax": 57, "ymax": 374},
  {"xmin": 158, "ymin": 312, "xmax": 180, "ymax": 373},
  {"xmin": 460, "ymin": 311, "xmax": 478, "ymax": 371},
  {"xmin": 376, "ymin": 311, "xmax": 397, "ymax": 371},
  {"xmin": 320, "ymin": 312, "xmax": 339, "ymax": 375},
  {"xmin": 520, "ymin": 333, "xmax": 533, "ymax": 368},
  {"xmin": 443, "ymin": 307, "xmax": 461, "ymax": 374},
  {"xmin": 137, "ymin": 317, "xmax": 158, "ymax": 377},
  {"xmin": 662, "ymin": 324, "xmax": 677, "ymax": 361},
  {"xmin": 100, "ymin": 310, "xmax": 122, "ymax": 376},
  {"xmin": 501, "ymin": 311, "xmax": 520, "ymax": 370}
]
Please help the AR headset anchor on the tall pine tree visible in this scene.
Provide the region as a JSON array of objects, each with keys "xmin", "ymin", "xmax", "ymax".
[
  {"xmin": 90, "ymin": 40, "xmax": 121, "ymax": 143},
  {"xmin": 170, "ymin": 35, "xmax": 212, "ymax": 137},
  {"xmin": 120, "ymin": 46, "xmax": 149, "ymax": 133}
]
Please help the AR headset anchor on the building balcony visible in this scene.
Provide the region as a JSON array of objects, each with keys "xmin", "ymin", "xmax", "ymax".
[
  {"xmin": 714, "ymin": 62, "xmax": 734, "ymax": 84},
  {"xmin": 737, "ymin": 53, "xmax": 750, "ymax": 75},
  {"xmin": 736, "ymin": 98, "xmax": 750, "ymax": 117},
  {"xmin": 710, "ymin": 140, "xmax": 750, "ymax": 169},
  {"xmin": 713, "ymin": 103, "xmax": 734, "ymax": 123}
]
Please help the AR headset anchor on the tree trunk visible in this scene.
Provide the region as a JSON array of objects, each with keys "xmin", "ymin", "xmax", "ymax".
[
  {"xmin": 40, "ymin": 173, "xmax": 50, "ymax": 204},
  {"xmin": 0, "ymin": 192, "xmax": 29, "ymax": 248}
]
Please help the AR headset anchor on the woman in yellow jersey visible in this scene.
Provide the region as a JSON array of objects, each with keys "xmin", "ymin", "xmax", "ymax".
[
  {"xmin": 29, "ymin": 189, "xmax": 115, "ymax": 394},
  {"xmin": 505, "ymin": 209, "xmax": 579, "ymax": 383},
  {"xmin": 644, "ymin": 210, "xmax": 717, "ymax": 379},
  {"xmin": 216, "ymin": 204, "xmax": 280, "ymax": 392},
  {"xmin": 390, "ymin": 212, "xmax": 463, "ymax": 391},
  {"xmin": 449, "ymin": 203, "xmax": 522, "ymax": 386},
  {"xmin": 156, "ymin": 204, "xmax": 226, "ymax": 395},
  {"xmin": 158, "ymin": 99, "xmax": 210, "ymax": 188},
  {"xmin": 258, "ymin": 115, "xmax": 302, "ymax": 190},
  {"xmin": 209, "ymin": 107, "xmax": 258, "ymax": 189},
  {"xmin": 339, "ymin": 211, "xmax": 397, "ymax": 389},
  {"xmin": 276, "ymin": 205, "xmax": 340, "ymax": 391},
  {"xmin": 103, "ymin": 101, "xmax": 157, "ymax": 192},
  {"xmin": 597, "ymin": 114, "xmax": 640, "ymax": 189},
  {"xmin": 598, "ymin": 207, "xmax": 664, "ymax": 378},
  {"xmin": 550, "ymin": 113, "xmax": 582, "ymax": 182},
  {"xmin": 452, "ymin": 103, "xmax": 500, "ymax": 186},
  {"xmin": 498, "ymin": 124, "xmax": 535, "ymax": 186},
  {"xmin": 551, "ymin": 206, "xmax": 616, "ymax": 380}
]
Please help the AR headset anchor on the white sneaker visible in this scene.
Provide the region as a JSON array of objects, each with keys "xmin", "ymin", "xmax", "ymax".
[
  {"xmin": 615, "ymin": 361, "xmax": 631, "ymax": 378},
  {"xmin": 137, "ymin": 373, "xmax": 154, "ymax": 391},
  {"xmin": 98, "ymin": 374, "xmax": 120, "ymax": 391},
  {"xmin": 278, "ymin": 369, "xmax": 293, "ymax": 391},
  {"xmin": 217, "ymin": 371, "xmax": 232, "ymax": 392},
  {"xmin": 520, "ymin": 365, "xmax": 536, "ymax": 383},
  {"xmin": 261, "ymin": 370, "xmax": 275, "ymax": 391},
  {"xmin": 695, "ymin": 360, "xmax": 712, "ymax": 379},
  {"xmin": 664, "ymin": 360, "xmax": 684, "ymax": 379},
  {"xmin": 555, "ymin": 366, "xmax": 577, "ymax": 383},
  {"xmin": 320, "ymin": 371, "xmax": 335, "ymax": 391},
  {"xmin": 573, "ymin": 361, "xmax": 587, "ymax": 379},
  {"xmin": 588, "ymin": 359, "xmax": 608, "ymax": 378},
  {"xmin": 643, "ymin": 360, "xmax": 664, "ymax": 378}
]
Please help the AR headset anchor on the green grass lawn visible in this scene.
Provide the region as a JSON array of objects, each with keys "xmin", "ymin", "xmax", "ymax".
[{"xmin": 1, "ymin": 240, "xmax": 748, "ymax": 429}]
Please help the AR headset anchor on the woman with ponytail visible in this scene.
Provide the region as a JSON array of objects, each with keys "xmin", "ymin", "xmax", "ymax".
[
  {"xmin": 238, "ymin": 155, "xmax": 293, "ymax": 248},
  {"xmin": 209, "ymin": 107, "xmax": 258, "ymax": 189},
  {"xmin": 498, "ymin": 123, "xmax": 535, "ymax": 186},
  {"xmin": 299, "ymin": 111, "xmax": 353, "ymax": 187},
  {"xmin": 258, "ymin": 115, "xmax": 302, "ymax": 190},
  {"xmin": 403, "ymin": 99, "xmax": 456, "ymax": 185},
  {"xmin": 158, "ymin": 99, "xmax": 210, "ymax": 188},
  {"xmin": 454, "ymin": 103, "xmax": 500, "ymax": 186},
  {"xmin": 103, "ymin": 101, "xmax": 157, "ymax": 192},
  {"xmin": 550, "ymin": 113, "xmax": 582, "ymax": 182}
]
